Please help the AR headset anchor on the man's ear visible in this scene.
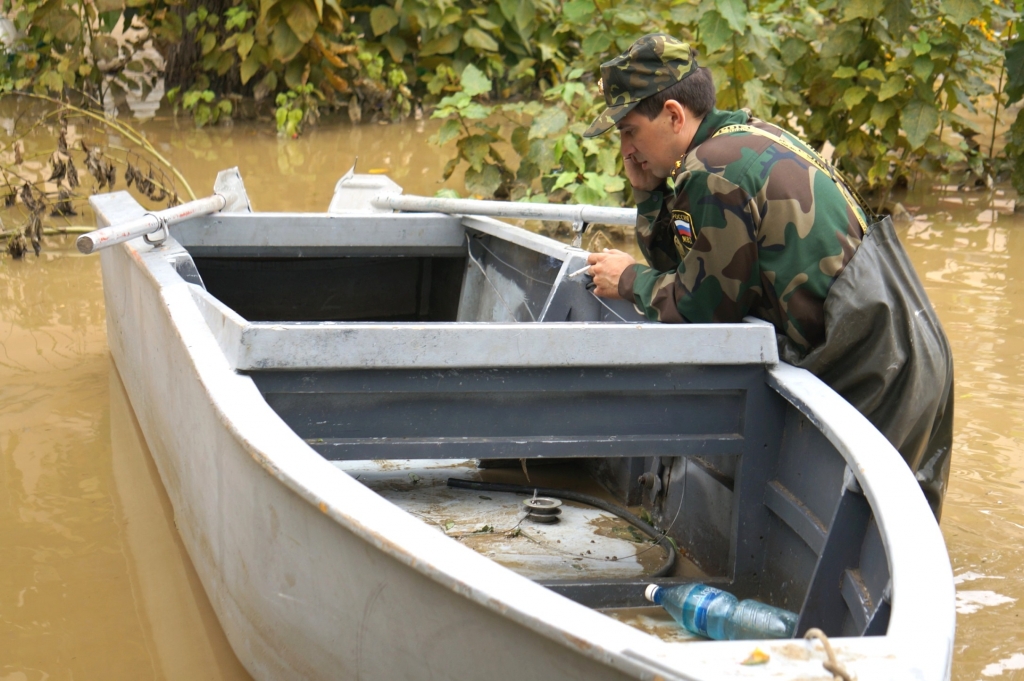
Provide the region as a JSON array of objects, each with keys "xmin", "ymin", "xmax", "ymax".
[{"xmin": 663, "ymin": 100, "xmax": 687, "ymax": 134}]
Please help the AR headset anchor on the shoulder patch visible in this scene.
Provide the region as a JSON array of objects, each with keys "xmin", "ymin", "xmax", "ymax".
[{"xmin": 672, "ymin": 209, "xmax": 694, "ymax": 257}]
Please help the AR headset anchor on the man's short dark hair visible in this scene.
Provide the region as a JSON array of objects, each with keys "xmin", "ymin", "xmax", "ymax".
[{"xmin": 634, "ymin": 66, "xmax": 716, "ymax": 121}]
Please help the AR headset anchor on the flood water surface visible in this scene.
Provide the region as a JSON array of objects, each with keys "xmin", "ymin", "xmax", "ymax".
[{"xmin": 1, "ymin": 115, "xmax": 1023, "ymax": 679}]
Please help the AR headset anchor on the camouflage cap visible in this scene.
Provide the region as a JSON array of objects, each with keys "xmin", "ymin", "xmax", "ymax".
[{"xmin": 583, "ymin": 34, "xmax": 698, "ymax": 138}]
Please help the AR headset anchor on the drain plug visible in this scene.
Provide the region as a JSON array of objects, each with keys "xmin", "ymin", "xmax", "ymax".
[{"xmin": 522, "ymin": 496, "xmax": 562, "ymax": 523}]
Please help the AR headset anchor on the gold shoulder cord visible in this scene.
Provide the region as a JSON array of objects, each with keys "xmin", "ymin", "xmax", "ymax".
[{"xmin": 712, "ymin": 124, "xmax": 870, "ymax": 233}]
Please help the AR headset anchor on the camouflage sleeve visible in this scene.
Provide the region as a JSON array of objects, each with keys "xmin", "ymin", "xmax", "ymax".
[
  {"xmin": 631, "ymin": 183, "xmax": 682, "ymax": 273},
  {"xmin": 619, "ymin": 169, "xmax": 761, "ymax": 324}
]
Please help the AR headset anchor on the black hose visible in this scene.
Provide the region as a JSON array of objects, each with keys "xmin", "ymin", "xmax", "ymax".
[{"xmin": 446, "ymin": 478, "xmax": 676, "ymax": 578}]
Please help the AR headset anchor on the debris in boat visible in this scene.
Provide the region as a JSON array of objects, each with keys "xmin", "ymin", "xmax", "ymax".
[
  {"xmin": 473, "ymin": 525, "xmax": 494, "ymax": 533},
  {"xmin": 520, "ymin": 458, "xmax": 531, "ymax": 482},
  {"xmin": 408, "ymin": 473, "xmax": 420, "ymax": 484},
  {"xmin": 741, "ymin": 648, "xmax": 770, "ymax": 665},
  {"xmin": 504, "ymin": 527, "xmax": 521, "ymax": 538},
  {"xmin": 646, "ymin": 583, "xmax": 798, "ymax": 640},
  {"xmin": 444, "ymin": 520, "xmax": 455, "ymax": 531},
  {"xmin": 479, "ymin": 495, "xmax": 492, "ymax": 500}
]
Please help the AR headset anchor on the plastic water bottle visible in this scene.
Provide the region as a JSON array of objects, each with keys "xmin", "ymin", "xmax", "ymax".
[{"xmin": 644, "ymin": 583, "xmax": 798, "ymax": 640}]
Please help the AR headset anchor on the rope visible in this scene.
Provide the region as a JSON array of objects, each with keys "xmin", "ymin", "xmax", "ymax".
[{"xmin": 804, "ymin": 628, "xmax": 854, "ymax": 681}]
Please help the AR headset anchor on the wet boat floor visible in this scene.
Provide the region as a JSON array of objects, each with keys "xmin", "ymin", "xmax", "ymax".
[{"xmin": 333, "ymin": 458, "xmax": 703, "ymax": 643}]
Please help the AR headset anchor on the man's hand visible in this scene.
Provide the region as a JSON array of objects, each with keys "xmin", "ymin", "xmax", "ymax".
[
  {"xmin": 586, "ymin": 248, "xmax": 636, "ymax": 298},
  {"xmin": 623, "ymin": 154, "xmax": 662, "ymax": 193}
]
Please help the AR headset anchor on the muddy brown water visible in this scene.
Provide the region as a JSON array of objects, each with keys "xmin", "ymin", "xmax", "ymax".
[{"xmin": 1, "ymin": 114, "xmax": 1023, "ymax": 679}]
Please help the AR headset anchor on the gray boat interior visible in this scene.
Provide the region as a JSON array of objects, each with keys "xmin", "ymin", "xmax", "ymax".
[{"xmin": 167, "ymin": 212, "xmax": 892, "ymax": 641}]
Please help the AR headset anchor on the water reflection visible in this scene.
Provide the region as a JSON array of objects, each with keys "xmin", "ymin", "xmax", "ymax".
[
  {"xmin": 0, "ymin": 252, "xmax": 249, "ymax": 680},
  {"xmin": 134, "ymin": 114, "xmax": 454, "ymax": 210}
]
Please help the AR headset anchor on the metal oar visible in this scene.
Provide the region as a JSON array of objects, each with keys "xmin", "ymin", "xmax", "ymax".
[
  {"xmin": 77, "ymin": 167, "xmax": 251, "ymax": 254},
  {"xmin": 370, "ymin": 193, "xmax": 637, "ymax": 247}
]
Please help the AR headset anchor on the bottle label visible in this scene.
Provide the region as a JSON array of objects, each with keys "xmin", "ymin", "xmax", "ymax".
[{"xmin": 689, "ymin": 586, "xmax": 724, "ymax": 637}]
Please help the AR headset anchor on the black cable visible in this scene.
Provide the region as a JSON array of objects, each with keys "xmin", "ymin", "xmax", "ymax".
[{"xmin": 446, "ymin": 478, "xmax": 676, "ymax": 578}]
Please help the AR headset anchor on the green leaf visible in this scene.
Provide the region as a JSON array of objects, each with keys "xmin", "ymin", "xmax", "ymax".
[
  {"xmin": 260, "ymin": 0, "xmax": 280, "ymax": 23},
  {"xmin": 883, "ymin": 0, "xmax": 914, "ymax": 36},
  {"xmin": 497, "ymin": 0, "xmax": 518, "ymax": 23},
  {"xmin": 870, "ymin": 100, "xmax": 896, "ymax": 128},
  {"xmin": 562, "ymin": 134, "xmax": 585, "ymax": 171},
  {"xmin": 780, "ymin": 38, "xmax": 808, "ymax": 67},
  {"xmin": 460, "ymin": 64, "xmax": 492, "ymax": 97},
  {"xmin": 698, "ymin": 11, "xmax": 732, "ymax": 53},
  {"xmin": 843, "ymin": 86, "xmax": 869, "ymax": 108},
  {"xmin": 912, "ymin": 56, "xmax": 934, "ymax": 81},
  {"xmin": 420, "ymin": 31, "xmax": 461, "ymax": 56},
  {"xmin": 201, "ymin": 33, "xmax": 217, "ymax": 56},
  {"xmin": 285, "ymin": 0, "xmax": 319, "ymax": 43},
  {"xmin": 612, "ymin": 8, "xmax": 647, "ymax": 25},
  {"xmin": 820, "ymin": 23, "xmax": 860, "ymax": 59},
  {"xmin": 236, "ymin": 33, "xmax": 255, "ymax": 60},
  {"xmin": 552, "ymin": 172, "xmax": 577, "ymax": 190},
  {"xmin": 240, "ymin": 53, "xmax": 261, "ymax": 84},
  {"xmin": 573, "ymin": 184, "xmax": 603, "ymax": 205},
  {"xmin": 513, "ymin": 0, "xmax": 535, "ymax": 33},
  {"xmin": 529, "ymin": 107, "xmax": 568, "ymax": 139},
  {"xmin": 843, "ymin": 0, "xmax": 883, "ymax": 20},
  {"xmin": 581, "ymin": 31, "xmax": 613, "ymax": 55},
  {"xmin": 99, "ymin": 9, "xmax": 122, "ymax": 32},
  {"xmin": 272, "ymin": 21, "xmax": 303, "ymax": 61},
  {"xmin": 901, "ymin": 99, "xmax": 939, "ymax": 150},
  {"xmin": 463, "ymin": 27, "xmax": 499, "ymax": 52},
  {"xmin": 370, "ymin": 5, "xmax": 398, "ymax": 36},
  {"xmin": 48, "ymin": 9, "xmax": 82, "ymax": 44},
  {"xmin": 878, "ymin": 75, "xmax": 905, "ymax": 101},
  {"xmin": 563, "ymin": 0, "xmax": 595, "ymax": 24},
  {"xmin": 714, "ymin": 0, "xmax": 748, "ymax": 32},
  {"xmin": 381, "ymin": 35, "xmax": 407, "ymax": 63},
  {"xmin": 460, "ymin": 102, "xmax": 491, "ymax": 119},
  {"xmin": 433, "ymin": 118, "xmax": 463, "ymax": 146},
  {"xmin": 940, "ymin": 0, "xmax": 982, "ymax": 25},
  {"xmin": 860, "ymin": 67, "xmax": 885, "ymax": 81},
  {"xmin": 38, "ymin": 70, "xmax": 64, "ymax": 93},
  {"xmin": 91, "ymin": 36, "xmax": 120, "ymax": 63},
  {"xmin": 465, "ymin": 164, "xmax": 502, "ymax": 197},
  {"xmin": 95, "ymin": 0, "xmax": 123, "ymax": 11},
  {"xmin": 1005, "ymin": 39, "xmax": 1024, "ymax": 104},
  {"xmin": 833, "ymin": 66, "xmax": 858, "ymax": 78}
]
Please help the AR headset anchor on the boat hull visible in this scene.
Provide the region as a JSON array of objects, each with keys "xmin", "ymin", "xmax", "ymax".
[{"xmin": 92, "ymin": 189, "xmax": 954, "ymax": 681}]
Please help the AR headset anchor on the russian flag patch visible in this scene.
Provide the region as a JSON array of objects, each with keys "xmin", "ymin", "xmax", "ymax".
[{"xmin": 671, "ymin": 209, "xmax": 695, "ymax": 256}]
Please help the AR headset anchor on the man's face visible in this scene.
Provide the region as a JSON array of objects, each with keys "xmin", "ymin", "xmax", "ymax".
[{"xmin": 616, "ymin": 107, "xmax": 679, "ymax": 180}]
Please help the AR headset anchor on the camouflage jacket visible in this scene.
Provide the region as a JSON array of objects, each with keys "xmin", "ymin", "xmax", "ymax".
[{"xmin": 617, "ymin": 108, "xmax": 868, "ymax": 354}]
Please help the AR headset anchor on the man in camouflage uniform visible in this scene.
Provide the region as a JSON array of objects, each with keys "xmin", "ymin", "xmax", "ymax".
[{"xmin": 584, "ymin": 33, "xmax": 954, "ymax": 518}]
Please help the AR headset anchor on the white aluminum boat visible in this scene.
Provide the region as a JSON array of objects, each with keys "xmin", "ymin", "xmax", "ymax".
[{"xmin": 88, "ymin": 170, "xmax": 954, "ymax": 680}]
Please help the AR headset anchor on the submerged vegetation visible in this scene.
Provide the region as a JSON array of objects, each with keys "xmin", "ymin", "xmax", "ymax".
[{"xmin": 0, "ymin": 0, "xmax": 1021, "ymax": 256}]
